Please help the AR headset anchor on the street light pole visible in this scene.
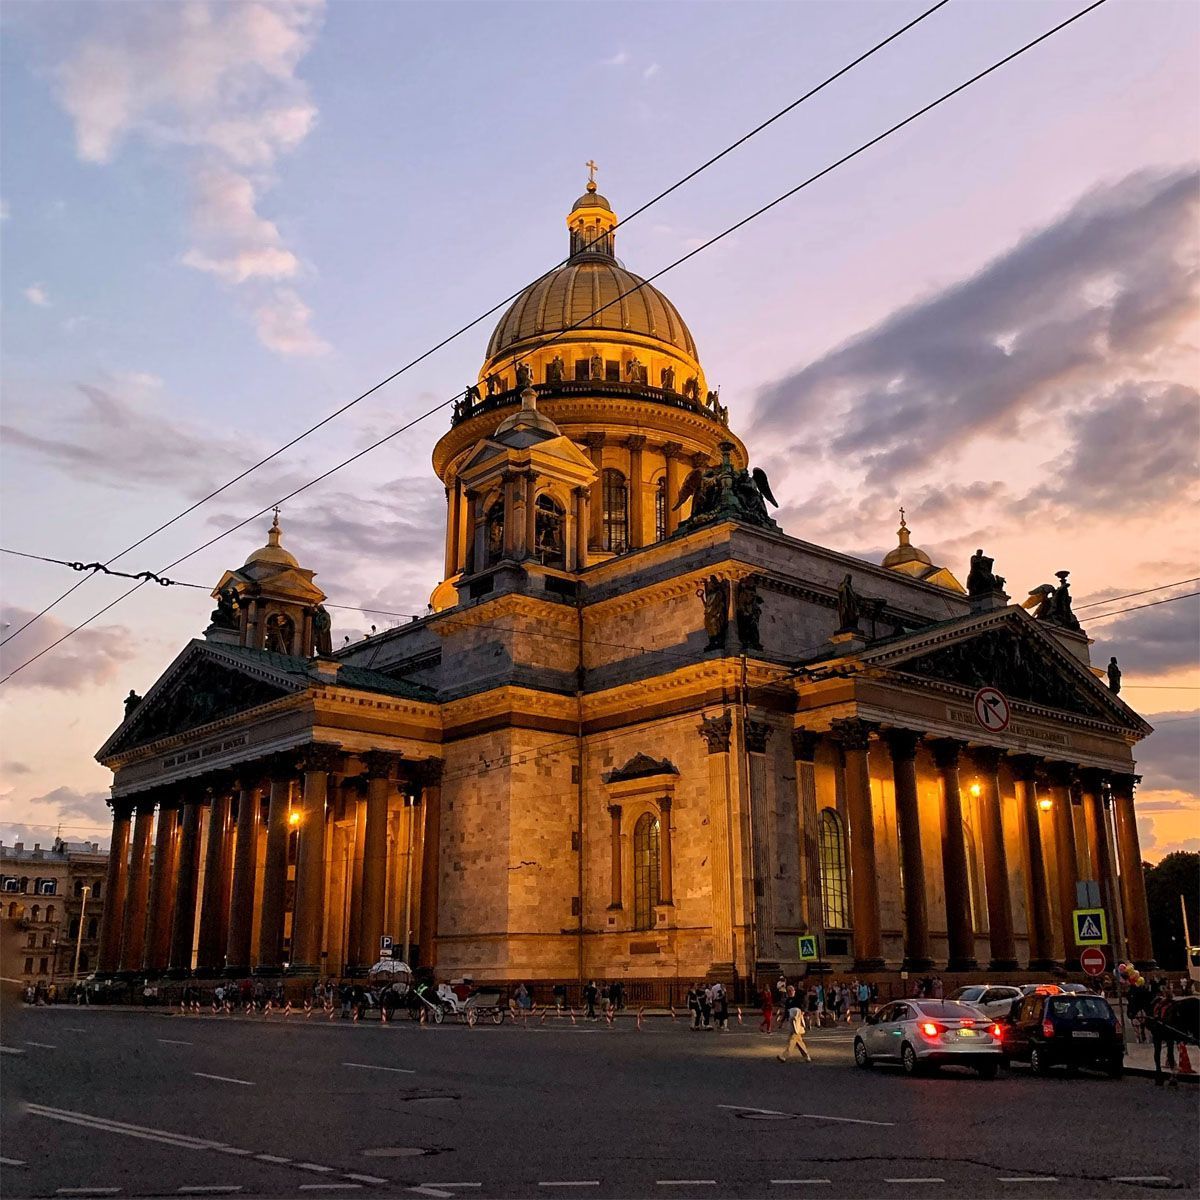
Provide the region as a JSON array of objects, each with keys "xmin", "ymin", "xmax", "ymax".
[
  {"xmin": 73, "ymin": 886, "xmax": 89, "ymax": 981},
  {"xmin": 401, "ymin": 795, "xmax": 416, "ymax": 966}
]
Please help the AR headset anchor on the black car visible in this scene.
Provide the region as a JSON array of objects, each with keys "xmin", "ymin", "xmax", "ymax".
[{"xmin": 1001, "ymin": 991, "xmax": 1124, "ymax": 1077}]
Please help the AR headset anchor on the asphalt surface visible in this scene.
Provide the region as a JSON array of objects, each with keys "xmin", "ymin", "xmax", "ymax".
[{"xmin": 1, "ymin": 999, "xmax": 1197, "ymax": 1200}]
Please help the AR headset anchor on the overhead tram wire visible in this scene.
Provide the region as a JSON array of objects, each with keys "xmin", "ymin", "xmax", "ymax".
[
  {"xmin": 0, "ymin": 0, "xmax": 1113, "ymax": 688},
  {"xmin": 0, "ymin": 1, "xmax": 954, "ymax": 652},
  {"xmin": 1073, "ymin": 577, "xmax": 1200, "ymax": 611}
]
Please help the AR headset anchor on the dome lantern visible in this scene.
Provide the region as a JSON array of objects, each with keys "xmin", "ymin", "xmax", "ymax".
[{"xmin": 568, "ymin": 162, "xmax": 618, "ymax": 259}]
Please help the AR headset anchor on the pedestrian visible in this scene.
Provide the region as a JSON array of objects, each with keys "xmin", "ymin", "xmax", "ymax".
[
  {"xmin": 700, "ymin": 985, "xmax": 713, "ymax": 1030},
  {"xmin": 759, "ymin": 983, "xmax": 774, "ymax": 1034},
  {"xmin": 932, "ymin": 975, "xmax": 944, "ymax": 1000},
  {"xmin": 712, "ymin": 981, "xmax": 729, "ymax": 1031},
  {"xmin": 1149, "ymin": 982, "xmax": 1178, "ymax": 1086},
  {"xmin": 584, "ymin": 979, "xmax": 599, "ymax": 1020},
  {"xmin": 340, "ymin": 982, "xmax": 352, "ymax": 1019},
  {"xmin": 778, "ymin": 1003, "xmax": 812, "ymax": 1063},
  {"xmin": 553, "ymin": 982, "xmax": 567, "ymax": 1012},
  {"xmin": 857, "ymin": 979, "xmax": 870, "ymax": 1023},
  {"xmin": 611, "ymin": 980, "xmax": 624, "ymax": 1012}
]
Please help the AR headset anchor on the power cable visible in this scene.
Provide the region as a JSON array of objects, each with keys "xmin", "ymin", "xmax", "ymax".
[
  {"xmin": 1, "ymin": 0, "xmax": 952, "ymax": 651},
  {"xmin": 1084, "ymin": 591, "xmax": 1199, "ymax": 624},
  {"xmin": 0, "ymin": 0, "xmax": 1111, "ymax": 689},
  {"xmin": 1075, "ymin": 577, "xmax": 1200, "ymax": 611}
]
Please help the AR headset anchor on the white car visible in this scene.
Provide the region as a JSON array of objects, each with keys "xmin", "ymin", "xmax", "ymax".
[
  {"xmin": 947, "ymin": 984, "xmax": 1025, "ymax": 1018},
  {"xmin": 854, "ymin": 999, "xmax": 1003, "ymax": 1077}
]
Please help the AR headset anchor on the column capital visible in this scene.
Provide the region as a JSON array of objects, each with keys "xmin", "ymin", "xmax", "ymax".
[
  {"xmin": 106, "ymin": 796, "xmax": 133, "ymax": 819},
  {"xmin": 1077, "ymin": 765, "xmax": 1107, "ymax": 793},
  {"xmin": 362, "ymin": 749, "xmax": 401, "ymax": 781},
  {"xmin": 745, "ymin": 719, "xmax": 772, "ymax": 755},
  {"xmin": 413, "ymin": 758, "xmax": 444, "ymax": 788},
  {"xmin": 829, "ymin": 717, "xmax": 876, "ymax": 752},
  {"xmin": 884, "ymin": 728, "xmax": 922, "ymax": 760},
  {"xmin": 659, "ymin": 794, "xmax": 672, "ymax": 813},
  {"xmin": 1009, "ymin": 754, "xmax": 1041, "ymax": 783},
  {"xmin": 582, "ymin": 431, "xmax": 606, "ymax": 450},
  {"xmin": 971, "ymin": 745, "xmax": 1005, "ymax": 772},
  {"xmin": 1042, "ymin": 760, "xmax": 1078, "ymax": 789},
  {"xmin": 929, "ymin": 738, "xmax": 964, "ymax": 769},
  {"xmin": 624, "ymin": 434, "xmax": 647, "ymax": 452},
  {"xmin": 295, "ymin": 743, "xmax": 345, "ymax": 775},
  {"xmin": 689, "ymin": 451, "xmax": 710, "ymax": 469},
  {"xmin": 698, "ymin": 710, "xmax": 733, "ymax": 754},
  {"xmin": 791, "ymin": 729, "xmax": 820, "ymax": 763},
  {"xmin": 608, "ymin": 804, "xmax": 622, "ymax": 820},
  {"xmin": 661, "ymin": 440, "xmax": 684, "ymax": 460},
  {"xmin": 1109, "ymin": 771, "xmax": 1139, "ymax": 799}
]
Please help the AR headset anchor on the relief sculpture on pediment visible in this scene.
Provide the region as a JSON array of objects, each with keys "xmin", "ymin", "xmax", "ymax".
[
  {"xmin": 897, "ymin": 628, "xmax": 1108, "ymax": 719},
  {"xmin": 116, "ymin": 658, "xmax": 291, "ymax": 752}
]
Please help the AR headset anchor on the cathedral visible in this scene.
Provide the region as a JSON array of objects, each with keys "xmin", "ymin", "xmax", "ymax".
[{"xmin": 94, "ymin": 177, "xmax": 1157, "ymax": 994}]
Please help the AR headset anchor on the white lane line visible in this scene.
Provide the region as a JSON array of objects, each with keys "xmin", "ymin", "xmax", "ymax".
[
  {"xmin": 999, "ymin": 1179, "xmax": 1058, "ymax": 1184},
  {"xmin": 885, "ymin": 1179, "xmax": 945, "ymax": 1185},
  {"xmin": 771, "ymin": 1181, "xmax": 831, "ymax": 1186},
  {"xmin": 179, "ymin": 1189, "xmax": 243, "ymax": 1194},
  {"xmin": 192, "ymin": 1072, "xmax": 254, "ymax": 1086},
  {"xmin": 719, "ymin": 1104, "xmax": 789, "ymax": 1117},
  {"xmin": 1, "ymin": 1156, "xmax": 28, "ymax": 1166},
  {"xmin": 342, "ymin": 1062, "xmax": 416, "ymax": 1074},
  {"xmin": 409, "ymin": 1190, "xmax": 453, "ymax": 1199},
  {"xmin": 800, "ymin": 1111, "xmax": 894, "ymax": 1127},
  {"xmin": 657, "ymin": 1183, "xmax": 717, "ymax": 1187},
  {"xmin": 24, "ymin": 1040, "xmax": 58, "ymax": 1048},
  {"xmin": 257, "ymin": 1155, "xmax": 292, "ymax": 1164},
  {"xmin": 344, "ymin": 1176, "xmax": 389, "ymax": 1185},
  {"xmin": 1112, "ymin": 1179, "xmax": 1172, "ymax": 1185},
  {"xmin": 158, "ymin": 1038, "xmax": 194, "ymax": 1046},
  {"xmin": 538, "ymin": 1184, "xmax": 600, "ymax": 1188},
  {"xmin": 28, "ymin": 1106, "xmax": 216, "ymax": 1152},
  {"xmin": 55, "ymin": 1191, "xmax": 121, "ymax": 1196},
  {"xmin": 0, "ymin": 1046, "xmax": 26, "ymax": 1055},
  {"xmin": 65, "ymin": 1027, "xmax": 89, "ymax": 1032},
  {"xmin": 215, "ymin": 1148, "xmax": 253, "ymax": 1157},
  {"xmin": 296, "ymin": 1163, "xmax": 336, "ymax": 1174},
  {"xmin": 298, "ymin": 1188, "xmax": 362, "ymax": 1192}
]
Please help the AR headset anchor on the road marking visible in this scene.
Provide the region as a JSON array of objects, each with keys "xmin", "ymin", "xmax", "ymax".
[
  {"xmin": 0, "ymin": 1046, "xmax": 26, "ymax": 1055},
  {"xmin": 344, "ymin": 1176, "xmax": 389, "ymax": 1185},
  {"xmin": 55, "ymin": 1191, "xmax": 121, "ymax": 1196},
  {"xmin": 298, "ymin": 1188, "xmax": 362, "ymax": 1192},
  {"xmin": 24, "ymin": 1040, "xmax": 57, "ymax": 1048},
  {"xmin": 999, "ymin": 1179, "xmax": 1058, "ymax": 1184},
  {"xmin": 657, "ymin": 1183, "xmax": 717, "ymax": 1187},
  {"xmin": 1112, "ymin": 1179, "xmax": 1172, "ymax": 1185},
  {"xmin": 296, "ymin": 1163, "xmax": 336, "ymax": 1173},
  {"xmin": 410, "ymin": 1189, "xmax": 454, "ymax": 1199},
  {"xmin": 719, "ymin": 1104, "xmax": 789, "ymax": 1117},
  {"xmin": 538, "ymin": 1184, "xmax": 600, "ymax": 1188},
  {"xmin": 192, "ymin": 1072, "xmax": 254, "ymax": 1086},
  {"xmin": 771, "ymin": 1182, "xmax": 831, "ymax": 1186},
  {"xmin": 257, "ymin": 1155, "xmax": 291, "ymax": 1164},
  {"xmin": 28, "ymin": 1104, "xmax": 221, "ymax": 1152},
  {"xmin": 158, "ymin": 1038, "xmax": 194, "ymax": 1046},
  {"xmin": 1, "ymin": 1156, "xmax": 27, "ymax": 1166},
  {"xmin": 179, "ymin": 1189, "xmax": 243, "ymax": 1194},
  {"xmin": 800, "ymin": 1111, "xmax": 894, "ymax": 1127},
  {"xmin": 65, "ymin": 1026, "xmax": 89, "ymax": 1032},
  {"xmin": 885, "ymin": 1180, "xmax": 944, "ymax": 1185},
  {"xmin": 215, "ymin": 1148, "xmax": 253, "ymax": 1156},
  {"xmin": 342, "ymin": 1062, "xmax": 416, "ymax": 1074}
]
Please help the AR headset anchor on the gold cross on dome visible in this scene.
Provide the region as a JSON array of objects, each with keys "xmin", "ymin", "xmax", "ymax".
[{"xmin": 586, "ymin": 159, "xmax": 598, "ymax": 185}]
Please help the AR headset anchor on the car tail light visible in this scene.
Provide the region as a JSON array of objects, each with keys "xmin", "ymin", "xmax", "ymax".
[
  {"xmin": 1114, "ymin": 1020, "xmax": 1123, "ymax": 1037},
  {"xmin": 961, "ymin": 1018, "xmax": 975, "ymax": 1026},
  {"xmin": 991, "ymin": 1024, "xmax": 1003, "ymax": 1038},
  {"xmin": 1042, "ymin": 1020, "xmax": 1055, "ymax": 1038},
  {"xmin": 919, "ymin": 1021, "xmax": 942, "ymax": 1040}
]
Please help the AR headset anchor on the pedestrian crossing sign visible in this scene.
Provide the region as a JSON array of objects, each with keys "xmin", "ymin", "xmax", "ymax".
[
  {"xmin": 798, "ymin": 935, "xmax": 819, "ymax": 961},
  {"xmin": 1073, "ymin": 908, "xmax": 1107, "ymax": 946}
]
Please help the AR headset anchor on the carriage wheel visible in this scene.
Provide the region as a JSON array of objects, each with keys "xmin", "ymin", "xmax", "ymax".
[{"xmin": 492, "ymin": 1009, "xmax": 504, "ymax": 1025}]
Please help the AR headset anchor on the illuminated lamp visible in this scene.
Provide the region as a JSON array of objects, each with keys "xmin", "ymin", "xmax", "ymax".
[
  {"xmin": 1039, "ymin": 797, "xmax": 1053, "ymax": 811},
  {"xmin": 288, "ymin": 811, "xmax": 301, "ymax": 827},
  {"xmin": 969, "ymin": 782, "xmax": 982, "ymax": 798}
]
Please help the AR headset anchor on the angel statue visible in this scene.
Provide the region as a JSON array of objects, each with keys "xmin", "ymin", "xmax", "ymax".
[{"xmin": 672, "ymin": 443, "xmax": 779, "ymax": 533}]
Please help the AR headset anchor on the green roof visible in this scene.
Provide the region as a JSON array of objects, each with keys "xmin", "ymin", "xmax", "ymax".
[{"xmin": 216, "ymin": 642, "xmax": 434, "ymax": 702}]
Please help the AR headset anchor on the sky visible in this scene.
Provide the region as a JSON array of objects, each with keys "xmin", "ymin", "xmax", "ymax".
[{"xmin": 1, "ymin": 0, "xmax": 1197, "ymax": 860}]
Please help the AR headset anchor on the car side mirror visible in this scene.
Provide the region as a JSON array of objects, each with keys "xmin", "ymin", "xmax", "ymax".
[{"xmin": 865, "ymin": 1012, "xmax": 878, "ymax": 1025}]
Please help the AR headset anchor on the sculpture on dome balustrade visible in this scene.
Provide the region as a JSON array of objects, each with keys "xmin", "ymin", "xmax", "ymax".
[
  {"xmin": 546, "ymin": 354, "xmax": 564, "ymax": 383},
  {"xmin": 515, "ymin": 362, "xmax": 533, "ymax": 390},
  {"xmin": 661, "ymin": 364, "xmax": 676, "ymax": 391},
  {"xmin": 682, "ymin": 375, "xmax": 699, "ymax": 401}
]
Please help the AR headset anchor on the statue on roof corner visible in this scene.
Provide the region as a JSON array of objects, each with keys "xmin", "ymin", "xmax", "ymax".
[
  {"xmin": 515, "ymin": 362, "xmax": 533, "ymax": 390},
  {"xmin": 967, "ymin": 549, "xmax": 1006, "ymax": 596},
  {"xmin": 313, "ymin": 604, "xmax": 333, "ymax": 657},
  {"xmin": 1107, "ymin": 656, "xmax": 1122, "ymax": 694},
  {"xmin": 124, "ymin": 689, "xmax": 143, "ymax": 719},
  {"xmin": 673, "ymin": 441, "xmax": 779, "ymax": 535},
  {"xmin": 1025, "ymin": 569, "xmax": 1081, "ymax": 632},
  {"xmin": 210, "ymin": 584, "xmax": 240, "ymax": 631},
  {"xmin": 836, "ymin": 574, "xmax": 861, "ymax": 634}
]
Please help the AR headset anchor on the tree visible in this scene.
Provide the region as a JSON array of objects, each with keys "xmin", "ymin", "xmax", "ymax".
[{"xmin": 1143, "ymin": 851, "xmax": 1200, "ymax": 971}]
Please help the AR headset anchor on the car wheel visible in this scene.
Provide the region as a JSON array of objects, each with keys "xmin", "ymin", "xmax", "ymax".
[
  {"xmin": 901, "ymin": 1043, "xmax": 921, "ymax": 1076},
  {"xmin": 977, "ymin": 1061, "xmax": 998, "ymax": 1080},
  {"xmin": 1030, "ymin": 1047, "xmax": 1050, "ymax": 1076},
  {"xmin": 854, "ymin": 1038, "xmax": 872, "ymax": 1069}
]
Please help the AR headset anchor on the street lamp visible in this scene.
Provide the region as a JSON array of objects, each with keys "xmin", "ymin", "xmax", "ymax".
[{"xmin": 73, "ymin": 885, "xmax": 90, "ymax": 982}]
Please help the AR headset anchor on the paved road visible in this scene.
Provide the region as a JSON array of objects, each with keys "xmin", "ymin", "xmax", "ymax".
[{"xmin": 1, "ymin": 999, "xmax": 1196, "ymax": 1199}]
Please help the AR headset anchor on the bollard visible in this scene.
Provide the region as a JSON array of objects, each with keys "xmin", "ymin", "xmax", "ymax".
[{"xmin": 637, "ymin": 1006, "xmax": 644, "ymax": 1032}]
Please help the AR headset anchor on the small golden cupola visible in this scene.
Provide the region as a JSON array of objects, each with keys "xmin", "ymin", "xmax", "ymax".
[{"xmin": 881, "ymin": 509, "xmax": 966, "ymax": 593}]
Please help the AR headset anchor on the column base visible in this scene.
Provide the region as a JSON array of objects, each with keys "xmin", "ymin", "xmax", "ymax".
[
  {"xmin": 223, "ymin": 964, "xmax": 251, "ymax": 978},
  {"xmin": 989, "ymin": 958, "xmax": 1020, "ymax": 972},
  {"xmin": 1027, "ymin": 958, "xmax": 1060, "ymax": 972},
  {"xmin": 946, "ymin": 958, "xmax": 978, "ymax": 972},
  {"xmin": 854, "ymin": 957, "xmax": 886, "ymax": 972},
  {"xmin": 288, "ymin": 964, "xmax": 320, "ymax": 977},
  {"xmin": 165, "ymin": 967, "xmax": 192, "ymax": 980},
  {"xmin": 254, "ymin": 965, "xmax": 284, "ymax": 977},
  {"xmin": 903, "ymin": 956, "xmax": 935, "ymax": 972}
]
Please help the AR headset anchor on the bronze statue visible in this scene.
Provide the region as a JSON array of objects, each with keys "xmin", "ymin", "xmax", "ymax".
[
  {"xmin": 735, "ymin": 577, "xmax": 763, "ymax": 651},
  {"xmin": 682, "ymin": 375, "xmax": 699, "ymax": 401},
  {"xmin": 699, "ymin": 576, "xmax": 730, "ymax": 650},
  {"xmin": 590, "ymin": 352, "xmax": 604, "ymax": 381},
  {"xmin": 515, "ymin": 362, "xmax": 533, "ymax": 390},
  {"xmin": 626, "ymin": 356, "xmax": 646, "ymax": 384},
  {"xmin": 673, "ymin": 443, "xmax": 779, "ymax": 533},
  {"xmin": 124, "ymin": 689, "xmax": 142, "ymax": 719},
  {"xmin": 967, "ymin": 549, "xmax": 1006, "ymax": 595},
  {"xmin": 1107, "ymin": 655, "xmax": 1122, "ymax": 694},
  {"xmin": 836, "ymin": 574, "xmax": 861, "ymax": 633},
  {"xmin": 313, "ymin": 604, "xmax": 333, "ymax": 657},
  {"xmin": 661, "ymin": 364, "xmax": 676, "ymax": 391},
  {"xmin": 1028, "ymin": 571, "xmax": 1081, "ymax": 631},
  {"xmin": 485, "ymin": 372, "xmax": 502, "ymax": 396},
  {"xmin": 210, "ymin": 584, "xmax": 240, "ymax": 630},
  {"xmin": 546, "ymin": 354, "xmax": 564, "ymax": 383}
]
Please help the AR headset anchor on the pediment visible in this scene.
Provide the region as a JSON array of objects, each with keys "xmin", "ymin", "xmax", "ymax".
[
  {"xmin": 863, "ymin": 610, "xmax": 1150, "ymax": 733},
  {"xmin": 605, "ymin": 752, "xmax": 680, "ymax": 783},
  {"xmin": 100, "ymin": 642, "xmax": 300, "ymax": 758}
]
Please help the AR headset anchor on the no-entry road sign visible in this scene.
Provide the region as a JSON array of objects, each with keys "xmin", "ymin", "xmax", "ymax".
[
  {"xmin": 973, "ymin": 687, "xmax": 1011, "ymax": 733},
  {"xmin": 1081, "ymin": 946, "xmax": 1107, "ymax": 977}
]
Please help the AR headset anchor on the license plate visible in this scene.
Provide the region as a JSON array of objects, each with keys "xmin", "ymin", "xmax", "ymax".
[
  {"xmin": 958, "ymin": 1029, "xmax": 978, "ymax": 1037},
  {"xmin": 1072, "ymin": 1031, "xmax": 1100, "ymax": 1038}
]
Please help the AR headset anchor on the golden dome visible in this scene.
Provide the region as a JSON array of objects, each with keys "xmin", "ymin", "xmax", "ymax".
[
  {"xmin": 881, "ymin": 510, "xmax": 932, "ymax": 570},
  {"xmin": 244, "ymin": 511, "xmax": 299, "ymax": 570}
]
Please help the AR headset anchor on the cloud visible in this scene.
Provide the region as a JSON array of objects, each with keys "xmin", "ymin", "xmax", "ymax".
[
  {"xmin": 0, "ymin": 788, "xmax": 113, "ymax": 850},
  {"xmin": 254, "ymin": 287, "xmax": 329, "ymax": 356},
  {"xmin": 53, "ymin": 1, "xmax": 326, "ymax": 356},
  {"xmin": 0, "ymin": 198, "xmax": 10, "ymax": 221},
  {"xmin": 1094, "ymin": 594, "xmax": 1200, "ymax": 676},
  {"xmin": 24, "ymin": 284, "xmax": 50, "ymax": 307},
  {"xmin": 643, "ymin": 63, "xmax": 660, "ymax": 80},
  {"xmin": 753, "ymin": 169, "xmax": 1200, "ymax": 489},
  {"xmin": 1134, "ymin": 710, "xmax": 1199, "ymax": 794},
  {"xmin": 601, "ymin": 50, "xmax": 630, "ymax": 67},
  {"xmin": 0, "ymin": 606, "xmax": 135, "ymax": 692}
]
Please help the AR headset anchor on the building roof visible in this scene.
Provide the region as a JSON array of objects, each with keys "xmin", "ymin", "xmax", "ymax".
[{"xmin": 217, "ymin": 642, "xmax": 436, "ymax": 701}]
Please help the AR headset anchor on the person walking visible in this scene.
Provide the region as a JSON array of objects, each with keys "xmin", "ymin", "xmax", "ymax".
[
  {"xmin": 759, "ymin": 983, "xmax": 774, "ymax": 1034},
  {"xmin": 584, "ymin": 979, "xmax": 599, "ymax": 1021},
  {"xmin": 856, "ymin": 979, "xmax": 871, "ymax": 1023},
  {"xmin": 712, "ymin": 981, "xmax": 729, "ymax": 1031},
  {"xmin": 778, "ymin": 1003, "xmax": 812, "ymax": 1063}
]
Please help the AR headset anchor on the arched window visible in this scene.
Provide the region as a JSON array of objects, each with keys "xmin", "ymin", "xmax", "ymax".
[
  {"xmin": 31, "ymin": 905, "xmax": 40, "ymax": 922},
  {"xmin": 87, "ymin": 916, "xmax": 98, "ymax": 940},
  {"xmin": 602, "ymin": 469, "xmax": 628, "ymax": 553},
  {"xmin": 79, "ymin": 952, "xmax": 89, "ymax": 972},
  {"xmin": 265, "ymin": 612, "xmax": 295, "ymax": 655},
  {"xmin": 70, "ymin": 917, "xmax": 80, "ymax": 938},
  {"xmin": 6, "ymin": 902, "xmax": 16, "ymax": 918},
  {"xmin": 818, "ymin": 808, "xmax": 850, "ymax": 929},
  {"xmin": 484, "ymin": 499, "xmax": 506, "ymax": 565},
  {"xmin": 633, "ymin": 813, "xmax": 661, "ymax": 931},
  {"xmin": 45, "ymin": 905, "xmax": 55, "ymax": 922},
  {"xmin": 534, "ymin": 494, "xmax": 565, "ymax": 567},
  {"xmin": 963, "ymin": 821, "xmax": 986, "ymax": 932},
  {"xmin": 654, "ymin": 477, "xmax": 667, "ymax": 542}
]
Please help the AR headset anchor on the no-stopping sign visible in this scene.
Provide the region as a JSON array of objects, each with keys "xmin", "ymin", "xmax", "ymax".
[{"xmin": 973, "ymin": 687, "xmax": 1010, "ymax": 732}]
